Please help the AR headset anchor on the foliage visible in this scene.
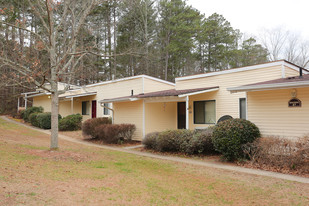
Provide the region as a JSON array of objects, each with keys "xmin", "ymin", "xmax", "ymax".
[
  {"xmin": 29, "ymin": 112, "xmax": 40, "ymax": 127},
  {"xmin": 59, "ymin": 114, "xmax": 83, "ymax": 131},
  {"xmin": 82, "ymin": 117, "xmax": 112, "ymax": 138},
  {"xmin": 212, "ymin": 118, "xmax": 261, "ymax": 161},
  {"xmin": 36, "ymin": 112, "xmax": 62, "ymax": 129},
  {"xmin": 142, "ymin": 128, "xmax": 215, "ymax": 155},
  {"xmin": 242, "ymin": 136, "xmax": 309, "ymax": 173},
  {"xmin": 22, "ymin": 106, "xmax": 44, "ymax": 122},
  {"xmin": 93, "ymin": 124, "xmax": 136, "ymax": 144}
]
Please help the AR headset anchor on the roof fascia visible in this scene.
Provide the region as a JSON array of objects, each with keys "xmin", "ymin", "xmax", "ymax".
[
  {"xmin": 227, "ymin": 81, "xmax": 309, "ymax": 93},
  {"xmin": 178, "ymin": 88, "xmax": 219, "ymax": 97}
]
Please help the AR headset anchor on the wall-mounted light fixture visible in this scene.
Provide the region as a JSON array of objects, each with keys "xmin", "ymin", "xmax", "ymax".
[{"xmin": 291, "ymin": 89, "xmax": 297, "ymax": 98}]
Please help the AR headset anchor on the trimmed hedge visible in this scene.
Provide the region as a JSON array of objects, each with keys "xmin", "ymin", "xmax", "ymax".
[
  {"xmin": 212, "ymin": 118, "xmax": 260, "ymax": 161},
  {"xmin": 142, "ymin": 128, "xmax": 215, "ymax": 155},
  {"xmin": 29, "ymin": 112, "xmax": 40, "ymax": 127},
  {"xmin": 93, "ymin": 124, "xmax": 136, "ymax": 144},
  {"xmin": 59, "ymin": 114, "xmax": 82, "ymax": 131},
  {"xmin": 36, "ymin": 112, "xmax": 62, "ymax": 129},
  {"xmin": 82, "ymin": 117, "xmax": 112, "ymax": 138},
  {"xmin": 22, "ymin": 106, "xmax": 44, "ymax": 122}
]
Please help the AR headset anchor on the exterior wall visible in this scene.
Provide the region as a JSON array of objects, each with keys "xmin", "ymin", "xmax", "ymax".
[
  {"xmin": 247, "ymin": 87, "xmax": 309, "ymax": 139},
  {"xmin": 145, "ymin": 102, "xmax": 177, "ymax": 134},
  {"xmin": 285, "ymin": 66, "xmax": 300, "ymax": 77},
  {"xmin": 176, "ymin": 65, "xmax": 300, "ymax": 128},
  {"xmin": 113, "ymin": 100, "xmax": 143, "ymax": 140},
  {"xmin": 33, "ymin": 96, "xmax": 51, "ymax": 112},
  {"xmin": 143, "ymin": 78, "xmax": 175, "ymax": 93},
  {"xmin": 90, "ymin": 78, "xmax": 143, "ymax": 119}
]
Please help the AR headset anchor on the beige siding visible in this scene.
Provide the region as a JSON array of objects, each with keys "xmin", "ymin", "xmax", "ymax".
[
  {"xmin": 33, "ymin": 96, "xmax": 51, "ymax": 112},
  {"xmin": 113, "ymin": 100, "xmax": 143, "ymax": 140},
  {"xmin": 175, "ymin": 65, "xmax": 299, "ymax": 128},
  {"xmin": 145, "ymin": 102, "xmax": 177, "ymax": 134},
  {"xmin": 285, "ymin": 66, "xmax": 300, "ymax": 77},
  {"xmin": 91, "ymin": 78, "xmax": 143, "ymax": 118},
  {"xmin": 143, "ymin": 78, "xmax": 174, "ymax": 93},
  {"xmin": 247, "ymin": 87, "xmax": 309, "ymax": 139}
]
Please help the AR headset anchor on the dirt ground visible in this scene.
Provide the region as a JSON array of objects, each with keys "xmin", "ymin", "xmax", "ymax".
[{"xmin": 0, "ymin": 117, "xmax": 308, "ymax": 205}]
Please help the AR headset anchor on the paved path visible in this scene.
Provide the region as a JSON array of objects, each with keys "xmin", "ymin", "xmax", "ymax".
[{"xmin": 1, "ymin": 116, "xmax": 309, "ymax": 184}]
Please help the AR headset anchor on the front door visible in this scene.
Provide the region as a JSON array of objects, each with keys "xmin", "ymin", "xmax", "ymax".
[
  {"xmin": 177, "ymin": 102, "xmax": 186, "ymax": 129},
  {"xmin": 92, "ymin": 100, "xmax": 97, "ymax": 118}
]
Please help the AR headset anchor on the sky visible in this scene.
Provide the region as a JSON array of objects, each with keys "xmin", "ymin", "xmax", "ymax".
[{"xmin": 187, "ymin": 0, "xmax": 309, "ymax": 40}]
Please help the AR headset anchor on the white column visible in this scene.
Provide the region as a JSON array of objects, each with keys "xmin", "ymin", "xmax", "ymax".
[
  {"xmin": 25, "ymin": 94, "xmax": 27, "ymax": 109},
  {"xmin": 143, "ymin": 100, "xmax": 145, "ymax": 138},
  {"xmin": 71, "ymin": 97, "xmax": 74, "ymax": 114},
  {"xmin": 186, "ymin": 95, "xmax": 189, "ymax": 129}
]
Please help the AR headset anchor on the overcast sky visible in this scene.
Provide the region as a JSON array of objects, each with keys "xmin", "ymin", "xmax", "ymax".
[{"xmin": 187, "ymin": 0, "xmax": 309, "ymax": 40}]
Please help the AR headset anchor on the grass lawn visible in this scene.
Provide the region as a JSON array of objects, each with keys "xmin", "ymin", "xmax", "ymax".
[{"xmin": 0, "ymin": 117, "xmax": 308, "ymax": 205}]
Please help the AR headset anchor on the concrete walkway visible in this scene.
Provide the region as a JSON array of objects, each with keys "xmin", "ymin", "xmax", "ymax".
[{"xmin": 1, "ymin": 116, "xmax": 309, "ymax": 184}]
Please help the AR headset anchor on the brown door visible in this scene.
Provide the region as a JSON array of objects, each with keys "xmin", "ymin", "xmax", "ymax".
[
  {"xmin": 92, "ymin": 100, "xmax": 97, "ymax": 118},
  {"xmin": 177, "ymin": 102, "xmax": 186, "ymax": 129}
]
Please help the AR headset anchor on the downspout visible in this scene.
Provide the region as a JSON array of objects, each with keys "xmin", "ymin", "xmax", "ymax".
[
  {"xmin": 17, "ymin": 96, "xmax": 20, "ymax": 111},
  {"xmin": 71, "ymin": 97, "xmax": 74, "ymax": 114},
  {"xmin": 186, "ymin": 95, "xmax": 189, "ymax": 129}
]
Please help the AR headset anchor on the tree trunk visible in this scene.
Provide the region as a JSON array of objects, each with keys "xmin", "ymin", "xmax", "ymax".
[{"xmin": 50, "ymin": 82, "xmax": 59, "ymax": 150}]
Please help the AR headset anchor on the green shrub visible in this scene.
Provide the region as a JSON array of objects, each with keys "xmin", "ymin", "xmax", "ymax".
[
  {"xmin": 94, "ymin": 124, "xmax": 136, "ymax": 144},
  {"xmin": 29, "ymin": 112, "xmax": 40, "ymax": 127},
  {"xmin": 142, "ymin": 132, "xmax": 159, "ymax": 150},
  {"xmin": 212, "ymin": 118, "xmax": 260, "ymax": 161},
  {"xmin": 182, "ymin": 128, "xmax": 216, "ymax": 155},
  {"xmin": 142, "ymin": 128, "xmax": 216, "ymax": 155},
  {"xmin": 22, "ymin": 106, "xmax": 44, "ymax": 122},
  {"xmin": 59, "ymin": 114, "xmax": 82, "ymax": 131},
  {"xmin": 36, "ymin": 112, "xmax": 62, "ymax": 129},
  {"xmin": 82, "ymin": 117, "xmax": 112, "ymax": 138}
]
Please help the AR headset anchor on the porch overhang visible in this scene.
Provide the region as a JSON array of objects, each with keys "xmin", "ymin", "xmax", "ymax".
[
  {"xmin": 99, "ymin": 97, "xmax": 139, "ymax": 103},
  {"xmin": 228, "ymin": 80, "xmax": 309, "ymax": 93},
  {"xmin": 62, "ymin": 91, "xmax": 97, "ymax": 99}
]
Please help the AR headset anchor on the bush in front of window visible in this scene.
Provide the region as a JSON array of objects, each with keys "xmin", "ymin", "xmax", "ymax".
[
  {"xmin": 93, "ymin": 124, "xmax": 136, "ymax": 144},
  {"xmin": 82, "ymin": 117, "xmax": 112, "ymax": 138},
  {"xmin": 22, "ymin": 106, "xmax": 44, "ymax": 122},
  {"xmin": 212, "ymin": 118, "xmax": 260, "ymax": 161},
  {"xmin": 142, "ymin": 128, "xmax": 216, "ymax": 155},
  {"xmin": 59, "ymin": 114, "xmax": 83, "ymax": 131},
  {"xmin": 36, "ymin": 112, "xmax": 62, "ymax": 129}
]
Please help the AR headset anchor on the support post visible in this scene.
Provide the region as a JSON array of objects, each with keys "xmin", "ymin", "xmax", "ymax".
[
  {"xmin": 186, "ymin": 95, "xmax": 189, "ymax": 129},
  {"xmin": 25, "ymin": 94, "xmax": 27, "ymax": 109},
  {"xmin": 71, "ymin": 97, "xmax": 74, "ymax": 114},
  {"xmin": 143, "ymin": 100, "xmax": 145, "ymax": 138}
]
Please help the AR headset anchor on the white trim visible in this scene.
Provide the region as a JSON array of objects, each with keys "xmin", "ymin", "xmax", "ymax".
[
  {"xmin": 85, "ymin": 75, "xmax": 175, "ymax": 88},
  {"xmin": 176, "ymin": 61, "xmax": 304, "ymax": 82},
  {"xmin": 27, "ymin": 92, "xmax": 51, "ymax": 98},
  {"xmin": 143, "ymin": 100, "xmax": 145, "ymax": 138},
  {"xmin": 245, "ymin": 94, "xmax": 248, "ymax": 120},
  {"xmin": 227, "ymin": 80, "xmax": 309, "ymax": 93},
  {"xmin": 64, "ymin": 92, "xmax": 97, "ymax": 98},
  {"xmin": 99, "ymin": 98, "xmax": 139, "ymax": 103},
  {"xmin": 281, "ymin": 63, "xmax": 285, "ymax": 78},
  {"xmin": 178, "ymin": 88, "xmax": 219, "ymax": 98},
  {"xmin": 21, "ymin": 91, "xmax": 41, "ymax": 95}
]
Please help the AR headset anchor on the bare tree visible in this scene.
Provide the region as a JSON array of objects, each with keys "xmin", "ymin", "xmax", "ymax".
[
  {"xmin": 0, "ymin": 0, "xmax": 102, "ymax": 149},
  {"xmin": 259, "ymin": 27, "xmax": 309, "ymax": 69}
]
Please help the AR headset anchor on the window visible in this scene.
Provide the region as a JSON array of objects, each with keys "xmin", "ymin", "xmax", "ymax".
[
  {"xmin": 239, "ymin": 98, "xmax": 246, "ymax": 119},
  {"xmin": 194, "ymin": 100, "xmax": 216, "ymax": 124},
  {"xmin": 103, "ymin": 103, "xmax": 110, "ymax": 115},
  {"xmin": 82, "ymin": 101, "xmax": 89, "ymax": 115}
]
